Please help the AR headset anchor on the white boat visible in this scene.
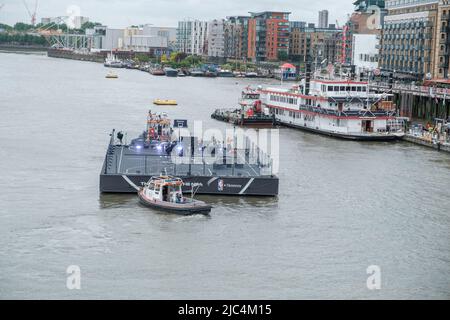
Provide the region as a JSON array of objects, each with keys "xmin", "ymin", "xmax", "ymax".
[
  {"xmin": 104, "ymin": 53, "xmax": 124, "ymax": 68},
  {"xmin": 245, "ymin": 72, "xmax": 258, "ymax": 78},
  {"xmin": 105, "ymin": 71, "xmax": 118, "ymax": 79},
  {"xmin": 259, "ymin": 78, "xmax": 406, "ymax": 141},
  {"xmin": 138, "ymin": 176, "xmax": 212, "ymax": 215}
]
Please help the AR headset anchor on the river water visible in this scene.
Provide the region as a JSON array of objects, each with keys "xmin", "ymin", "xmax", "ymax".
[{"xmin": 0, "ymin": 51, "xmax": 449, "ymax": 299}]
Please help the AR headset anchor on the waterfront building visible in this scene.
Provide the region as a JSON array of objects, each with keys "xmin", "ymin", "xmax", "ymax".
[
  {"xmin": 339, "ymin": 0, "xmax": 386, "ymax": 66},
  {"xmin": 121, "ymin": 26, "xmax": 168, "ymax": 53},
  {"xmin": 207, "ymin": 19, "xmax": 225, "ymax": 58},
  {"xmin": 290, "ymin": 21, "xmax": 307, "ymax": 31},
  {"xmin": 247, "ymin": 11, "xmax": 291, "ymax": 62},
  {"xmin": 352, "ymin": 34, "xmax": 380, "ymax": 76},
  {"xmin": 224, "ymin": 16, "xmax": 249, "ymax": 60},
  {"xmin": 176, "ymin": 20, "xmax": 208, "ymax": 56},
  {"xmin": 142, "ymin": 25, "xmax": 177, "ymax": 48},
  {"xmin": 289, "ymin": 25, "xmax": 342, "ymax": 66},
  {"xmin": 41, "ymin": 17, "xmax": 62, "ymax": 25},
  {"xmin": 123, "ymin": 35, "xmax": 168, "ymax": 53},
  {"xmin": 379, "ymin": 0, "xmax": 439, "ymax": 80},
  {"xmin": 433, "ymin": 1, "xmax": 450, "ymax": 78},
  {"xmin": 318, "ymin": 10, "xmax": 329, "ymax": 29},
  {"xmin": 103, "ymin": 28, "xmax": 125, "ymax": 51}
]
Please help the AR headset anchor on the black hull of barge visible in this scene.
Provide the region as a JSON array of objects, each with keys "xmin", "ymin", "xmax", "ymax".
[
  {"xmin": 279, "ymin": 121, "xmax": 404, "ymax": 142},
  {"xmin": 100, "ymin": 173, "xmax": 279, "ymax": 196},
  {"xmin": 211, "ymin": 114, "xmax": 275, "ymax": 128}
]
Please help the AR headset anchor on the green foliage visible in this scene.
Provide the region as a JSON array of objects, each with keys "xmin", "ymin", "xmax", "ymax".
[
  {"xmin": 0, "ymin": 33, "xmax": 47, "ymax": 46},
  {"xmin": 0, "ymin": 23, "xmax": 13, "ymax": 31},
  {"xmin": 80, "ymin": 21, "xmax": 102, "ymax": 31},
  {"xmin": 135, "ymin": 53, "xmax": 150, "ymax": 63},
  {"xmin": 161, "ymin": 54, "xmax": 204, "ymax": 69},
  {"xmin": 13, "ymin": 22, "xmax": 34, "ymax": 32},
  {"xmin": 277, "ymin": 50, "xmax": 289, "ymax": 62}
]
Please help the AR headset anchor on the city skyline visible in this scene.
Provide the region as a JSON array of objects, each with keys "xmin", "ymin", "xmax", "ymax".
[{"xmin": 0, "ymin": 0, "xmax": 354, "ymax": 28}]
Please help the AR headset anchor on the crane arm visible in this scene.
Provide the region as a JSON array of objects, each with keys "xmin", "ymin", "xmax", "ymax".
[{"xmin": 22, "ymin": 0, "xmax": 32, "ymax": 18}]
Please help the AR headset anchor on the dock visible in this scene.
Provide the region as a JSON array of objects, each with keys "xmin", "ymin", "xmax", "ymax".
[{"xmin": 403, "ymin": 134, "xmax": 450, "ymax": 153}]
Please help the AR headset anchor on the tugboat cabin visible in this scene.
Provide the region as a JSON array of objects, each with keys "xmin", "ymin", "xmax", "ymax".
[{"xmin": 144, "ymin": 176, "xmax": 185, "ymax": 203}]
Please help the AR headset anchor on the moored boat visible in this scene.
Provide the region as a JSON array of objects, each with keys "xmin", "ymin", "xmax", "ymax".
[
  {"xmin": 138, "ymin": 176, "xmax": 212, "ymax": 215},
  {"xmin": 245, "ymin": 72, "xmax": 258, "ymax": 78},
  {"xmin": 211, "ymin": 86, "xmax": 275, "ymax": 127},
  {"xmin": 164, "ymin": 67, "xmax": 178, "ymax": 77},
  {"xmin": 104, "ymin": 53, "xmax": 124, "ymax": 68},
  {"xmin": 190, "ymin": 70, "xmax": 205, "ymax": 77},
  {"xmin": 218, "ymin": 70, "xmax": 235, "ymax": 77},
  {"xmin": 151, "ymin": 67, "xmax": 166, "ymax": 76},
  {"xmin": 259, "ymin": 78, "xmax": 406, "ymax": 141},
  {"xmin": 153, "ymin": 99, "xmax": 178, "ymax": 106}
]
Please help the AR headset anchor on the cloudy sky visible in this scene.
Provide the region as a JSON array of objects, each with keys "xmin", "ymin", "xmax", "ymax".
[{"xmin": 1, "ymin": 0, "xmax": 354, "ymax": 28}]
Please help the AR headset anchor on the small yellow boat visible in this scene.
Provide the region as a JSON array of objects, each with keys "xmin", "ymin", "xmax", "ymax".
[
  {"xmin": 105, "ymin": 71, "xmax": 118, "ymax": 79},
  {"xmin": 153, "ymin": 99, "xmax": 178, "ymax": 106}
]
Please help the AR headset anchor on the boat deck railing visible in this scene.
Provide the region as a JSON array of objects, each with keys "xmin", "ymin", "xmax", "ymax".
[
  {"xmin": 298, "ymin": 105, "xmax": 397, "ymax": 118},
  {"xmin": 105, "ymin": 145, "xmax": 275, "ymax": 178}
]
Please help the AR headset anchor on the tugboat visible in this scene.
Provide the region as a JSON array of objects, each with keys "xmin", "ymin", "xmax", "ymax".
[
  {"xmin": 138, "ymin": 175, "xmax": 212, "ymax": 215},
  {"xmin": 211, "ymin": 86, "xmax": 275, "ymax": 127}
]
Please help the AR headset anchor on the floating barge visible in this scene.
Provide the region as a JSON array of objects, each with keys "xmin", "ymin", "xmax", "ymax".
[{"xmin": 100, "ymin": 114, "xmax": 279, "ymax": 196}]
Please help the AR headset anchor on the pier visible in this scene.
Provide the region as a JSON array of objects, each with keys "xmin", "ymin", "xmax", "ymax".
[{"xmin": 371, "ymin": 82, "xmax": 450, "ymax": 121}]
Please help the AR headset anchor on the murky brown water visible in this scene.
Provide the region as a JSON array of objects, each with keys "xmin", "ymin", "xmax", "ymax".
[{"xmin": 1, "ymin": 51, "xmax": 450, "ymax": 299}]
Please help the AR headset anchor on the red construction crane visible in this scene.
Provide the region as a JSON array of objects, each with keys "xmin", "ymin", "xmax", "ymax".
[{"xmin": 22, "ymin": 0, "xmax": 38, "ymax": 26}]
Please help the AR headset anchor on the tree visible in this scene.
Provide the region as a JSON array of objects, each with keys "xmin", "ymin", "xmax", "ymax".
[
  {"xmin": 0, "ymin": 23, "xmax": 13, "ymax": 31},
  {"xmin": 13, "ymin": 22, "xmax": 34, "ymax": 32},
  {"xmin": 80, "ymin": 21, "xmax": 102, "ymax": 31},
  {"xmin": 135, "ymin": 53, "xmax": 150, "ymax": 63},
  {"xmin": 277, "ymin": 50, "xmax": 289, "ymax": 62}
]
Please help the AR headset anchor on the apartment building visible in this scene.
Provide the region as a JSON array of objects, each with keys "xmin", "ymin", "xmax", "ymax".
[
  {"xmin": 176, "ymin": 20, "xmax": 208, "ymax": 55},
  {"xmin": 207, "ymin": 19, "xmax": 225, "ymax": 58},
  {"xmin": 380, "ymin": 0, "xmax": 439, "ymax": 80},
  {"xmin": 339, "ymin": 0, "xmax": 386, "ymax": 66},
  {"xmin": 434, "ymin": 0, "xmax": 450, "ymax": 78},
  {"xmin": 223, "ymin": 16, "xmax": 249, "ymax": 60},
  {"xmin": 247, "ymin": 11, "xmax": 291, "ymax": 62},
  {"xmin": 318, "ymin": 10, "xmax": 329, "ymax": 29},
  {"xmin": 289, "ymin": 25, "xmax": 341, "ymax": 65}
]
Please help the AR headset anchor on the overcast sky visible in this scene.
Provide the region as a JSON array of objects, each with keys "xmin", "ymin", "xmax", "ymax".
[{"xmin": 1, "ymin": 0, "xmax": 354, "ymax": 28}]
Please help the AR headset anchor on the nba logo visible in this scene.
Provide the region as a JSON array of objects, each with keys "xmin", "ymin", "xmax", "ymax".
[{"xmin": 218, "ymin": 179, "xmax": 224, "ymax": 192}]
